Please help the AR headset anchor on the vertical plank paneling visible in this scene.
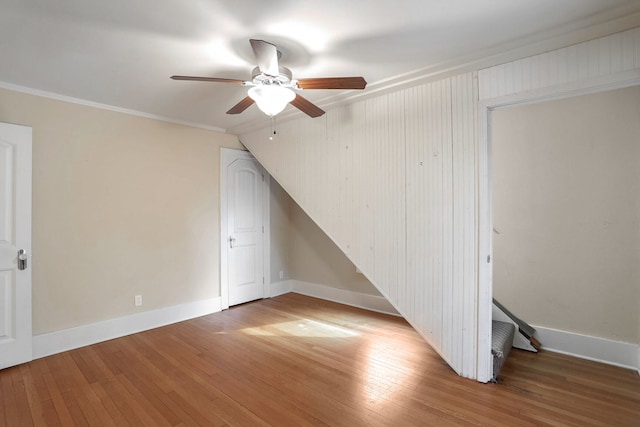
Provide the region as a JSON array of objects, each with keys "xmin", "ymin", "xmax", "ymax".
[
  {"xmin": 326, "ymin": 106, "xmax": 344, "ymax": 245},
  {"xmin": 356, "ymin": 97, "xmax": 379, "ymax": 277},
  {"xmin": 403, "ymin": 79, "xmax": 452, "ymax": 360},
  {"xmin": 403, "ymin": 84, "xmax": 423, "ymax": 333},
  {"xmin": 244, "ymin": 72, "xmax": 478, "ymax": 377},
  {"xmin": 450, "ymin": 77, "xmax": 463, "ymax": 373},
  {"xmin": 241, "ymin": 73, "xmax": 479, "ymax": 379},
  {"xmin": 622, "ymin": 29, "xmax": 636, "ymax": 70},
  {"xmin": 521, "ymin": 57, "xmax": 532, "ymax": 93},
  {"xmin": 478, "ymin": 27, "xmax": 640, "ymax": 101},
  {"xmin": 609, "ymin": 32, "xmax": 624, "ymax": 74},
  {"xmin": 566, "ymin": 44, "xmax": 579, "ymax": 83},
  {"xmin": 283, "ymin": 119, "xmax": 301, "ymax": 199},
  {"xmin": 530, "ymin": 54, "xmax": 541, "ymax": 91},
  {"xmin": 451, "ymin": 72, "xmax": 479, "ymax": 379},
  {"xmin": 347, "ymin": 102, "xmax": 366, "ymax": 263},
  {"xmin": 401, "ymin": 85, "xmax": 421, "ymax": 324},
  {"xmin": 386, "ymin": 90, "xmax": 407, "ymax": 306},
  {"xmin": 439, "ymin": 80, "xmax": 454, "ymax": 355},
  {"xmin": 339, "ymin": 103, "xmax": 353, "ymax": 263},
  {"xmin": 635, "ymin": 27, "xmax": 640, "ymax": 68},
  {"xmin": 352, "ymin": 100, "xmax": 370, "ymax": 273}
]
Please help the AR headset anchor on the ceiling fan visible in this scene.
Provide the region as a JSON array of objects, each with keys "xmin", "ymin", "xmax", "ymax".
[{"xmin": 171, "ymin": 39, "xmax": 367, "ymax": 118}]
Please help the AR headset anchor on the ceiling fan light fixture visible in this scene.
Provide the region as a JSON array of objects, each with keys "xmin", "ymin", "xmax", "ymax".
[{"xmin": 248, "ymin": 85, "xmax": 295, "ymax": 117}]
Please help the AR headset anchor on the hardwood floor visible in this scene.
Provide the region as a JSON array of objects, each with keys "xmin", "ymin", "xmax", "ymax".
[{"xmin": 2, "ymin": 293, "xmax": 639, "ymax": 426}]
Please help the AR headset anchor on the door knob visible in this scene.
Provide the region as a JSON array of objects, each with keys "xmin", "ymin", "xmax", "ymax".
[
  {"xmin": 229, "ymin": 236, "xmax": 236, "ymax": 248},
  {"xmin": 18, "ymin": 249, "xmax": 27, "ymax": 271}
]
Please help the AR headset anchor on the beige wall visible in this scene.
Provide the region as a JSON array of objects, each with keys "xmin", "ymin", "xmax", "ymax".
[
  {"xmin": 0, "ymin": 87, "xmax": 243, "ymax": 334},
  {"xmin": 492, "ymin": 86, "xmax": 640, "ymax": 344},
  {"xmin": 269, "ymin": 180, "xmax": 292, "ymax": 283},
  {"xmin": 269, "ymin": 179, "xmax": 380, "ymax": 296},
  {"xmin": 290, "ymin": 203, "xmax": 381, "ymax": 296}
]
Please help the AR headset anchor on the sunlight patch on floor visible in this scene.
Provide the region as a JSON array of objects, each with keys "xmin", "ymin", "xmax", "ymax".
[
  {"xmin": 362, "ymin": 340, "xmax": 414, "ymax": 404},
  {"xmin": 240, "ymin": 318, "xmax": 359, "ymax": 338}
]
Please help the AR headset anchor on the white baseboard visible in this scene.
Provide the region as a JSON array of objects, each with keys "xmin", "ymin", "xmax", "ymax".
[
  {"xmin": 33, "ymin": 297, "xmax": 222, "ymax": 359},
  {"xmin": 533, "ymin": 325, "xmax": 640, "ymax": 373},
  {"xmin": 289, "ymin": 280, "xmax": 400, "ymax": 316},
  {"xmin": 268, "ymin": 280, "xmax": 294, "ymax": 298},
  {"xmin": 32, "ymin": 282, "xmax": 396, "ymax": 361}
]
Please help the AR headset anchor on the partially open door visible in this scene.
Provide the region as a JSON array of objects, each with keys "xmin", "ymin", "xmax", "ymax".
[{"xmin": 0, "ymin": 122, "xmax": 32, "ymax": 370}]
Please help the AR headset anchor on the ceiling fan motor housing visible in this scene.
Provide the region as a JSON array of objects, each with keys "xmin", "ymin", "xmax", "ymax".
[{"xmin": 251, "ymin": 66, "xmax": 293, "ymax": 86}]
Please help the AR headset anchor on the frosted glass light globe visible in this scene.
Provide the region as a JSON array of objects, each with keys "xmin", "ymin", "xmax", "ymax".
[{"xmin": 248, "ymin": 85, "xmax": 296, "ymax": 117}]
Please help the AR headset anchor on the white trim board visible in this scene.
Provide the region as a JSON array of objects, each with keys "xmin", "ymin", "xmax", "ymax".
[
  {"xmin": 269, "ymin": 279, "xmax": 294, "ymax": 298},
  {"xmin": 283, "ymin": 280, "xmax": 400, "ymax": 317},
  {"xmin": 33, "ymin": 298, "xmax": 222, "ymax": 360},
  {"xmin": 34, "ymin": 280, "xmax": 398, "ymax": 361},
  {"xmin": 533, "ymin": 325, "xmax": 640, "ymax": 373}
]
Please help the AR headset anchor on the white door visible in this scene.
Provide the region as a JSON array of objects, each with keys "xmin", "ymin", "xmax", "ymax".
[
  {"xmin": 0, "ymin": 122, "xmax": 32, "ymax": 370},
  {"xmin": 222, "ymin": 150, "xmax": 266, "ymax": 307}
]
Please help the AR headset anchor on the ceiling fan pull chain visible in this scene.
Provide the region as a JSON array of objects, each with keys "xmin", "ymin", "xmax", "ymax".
[{"xmin": 269, "ymin": 117, "xmax": 277, "ymax": 141}]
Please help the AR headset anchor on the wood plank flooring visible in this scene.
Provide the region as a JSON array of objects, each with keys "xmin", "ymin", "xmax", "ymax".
[{"xmin": 2, "ymin": 293, "xmax": 639, "ymax": 426}]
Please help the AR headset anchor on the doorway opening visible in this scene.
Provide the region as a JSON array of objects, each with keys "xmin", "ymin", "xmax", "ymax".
[{"xmin": 479, "ymin": 77, "xmax": 640, "ymax": 378}]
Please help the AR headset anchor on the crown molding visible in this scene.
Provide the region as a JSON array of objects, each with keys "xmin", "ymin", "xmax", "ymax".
[{"xmin": 0, "ymin": 81, "xmax": 228, "ymax": 134}]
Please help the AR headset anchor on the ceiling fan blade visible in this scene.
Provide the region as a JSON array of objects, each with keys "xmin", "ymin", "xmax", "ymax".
[
  {"xmin": 297, "ymin": 77, "xmax": 367, "ymax": 90},
  {"xmin": 290, "ymin": 94, "xmax": 325, "ymax": 118},
  {"xmin": 171, "ymin": 75, "xmax": 246, "ymax": 84},
  {"xmin": 226, "ymin": 96, "xmax": 255, "ymax": 114},
  {"xmin": 250, "ymin": 39, "xmax": 280, "ymax": 77}
]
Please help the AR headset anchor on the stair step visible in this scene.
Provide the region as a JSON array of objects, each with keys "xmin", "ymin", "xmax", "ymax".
[{"xmin": 492, "ymin": 320, "xmax": 515, "ymax": 382}]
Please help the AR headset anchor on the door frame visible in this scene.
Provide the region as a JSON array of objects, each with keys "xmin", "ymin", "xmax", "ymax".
[
  {"xmin": 477, "ymin": 70, "xmax": 640, "ymax": 381},
  {"xmin": 220, "ymin": 148, "xmax": 270, "ymax": 310}
]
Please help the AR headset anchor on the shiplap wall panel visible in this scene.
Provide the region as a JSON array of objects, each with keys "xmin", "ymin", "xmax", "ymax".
[
  {"xmin": 331, "ymin": 105, "xmax": 356, "ymax": 261},
  {"xmin": 384, "ymin": 91, "xmax": 407, "ymax": 306},
  {"xmin": 451, "ymin": 72, "xmax": 479, "ymax": 378},
  {"xmin": 402, "ymin": 78, "xmax": 451, "ymax": 356},
  {"xmin": 241, "ymin": 76, "xmax": 479, "ymax": 379},
  {"xmin": 478, "ymin": 27, "xmax": 640, "ymax": 100}
]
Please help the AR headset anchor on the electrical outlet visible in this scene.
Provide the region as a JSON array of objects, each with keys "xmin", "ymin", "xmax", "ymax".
[
  {"xmin": 279, "ymin": 270, "xmax": 284, "ymax": 279},
  {"xmin": 134, "ymin": 295, "xmax": 142, "ymax": 307}
]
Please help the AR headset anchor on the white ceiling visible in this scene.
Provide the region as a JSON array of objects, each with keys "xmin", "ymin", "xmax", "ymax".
[{"xmin": 1, "ymin": 0, "xmax": 640, "ymax": 133}]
